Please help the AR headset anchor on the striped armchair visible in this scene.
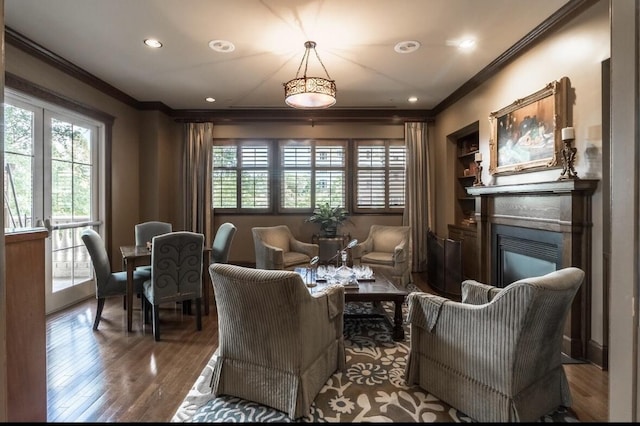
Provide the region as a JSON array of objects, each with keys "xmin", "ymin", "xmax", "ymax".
[
  {"xmin": 404, "ymin": 267, "xmax": 585, "ymax": 422},
  {"xmin": 208, "ymin": 263, "xmax": 345, "ymax": 419}
]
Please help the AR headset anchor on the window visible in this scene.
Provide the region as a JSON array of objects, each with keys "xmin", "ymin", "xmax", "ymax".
[
  {"xmin": 280, "ymin": 140, "xmax": 346, "ymax": 211},
  {"xmin": 212, "ymin": 138, "xmax": 404, "ymax": 214},
  {"xmin": 355, "ymin": 140, "xmax": 406, "ymax": 212},
  {"xmin": 212, "ymin": 141, "xmax": 270, "ymax": 212}
]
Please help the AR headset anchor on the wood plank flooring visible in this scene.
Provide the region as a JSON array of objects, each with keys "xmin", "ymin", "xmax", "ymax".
[{"xmin": 45, "ymin": 272, "xmax": 608, "ymax": 422}]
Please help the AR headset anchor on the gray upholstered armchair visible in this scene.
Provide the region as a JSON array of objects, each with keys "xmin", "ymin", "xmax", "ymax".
[
  {"xmin": 404, "ymin": 267, "xmax": 585, "ymax": 422},
  {"xmin": 252, "ymin": 225, "xmax": 319, "ymax": 270},
  {"xmin": 351, "ymin": 225, "xmax": 412, "ymax": 287},
  {"xmin": 208, "ymin": 263, "xmax": 345, "ymax": 419}
]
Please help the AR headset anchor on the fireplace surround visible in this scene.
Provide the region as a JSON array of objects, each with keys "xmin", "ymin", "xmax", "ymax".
[{"xmin": 467, "ymin": 179, "xmax": 599, "ymax": 360}]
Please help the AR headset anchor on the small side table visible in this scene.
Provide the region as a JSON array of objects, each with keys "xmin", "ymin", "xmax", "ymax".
[{"xmin": 312, "ymin": 233, "xmax": 351, "ymax": 265}]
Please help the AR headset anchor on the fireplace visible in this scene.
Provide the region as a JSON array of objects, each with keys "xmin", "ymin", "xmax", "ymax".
[
  {"xmin": 492, "ymin": 224, "xmax": 562, "ymax": 287},
  {"xmin": 467, "ymin": 179, "xmax": 599, "ymax": 360}
]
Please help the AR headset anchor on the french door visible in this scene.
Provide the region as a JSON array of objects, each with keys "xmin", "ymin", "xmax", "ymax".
[{"xmin": 4, "ymin": 91, "xmax": 103, "ymax": 313}]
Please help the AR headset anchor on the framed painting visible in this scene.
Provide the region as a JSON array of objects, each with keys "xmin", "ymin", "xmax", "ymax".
[{"xmin": 489, "ymin": 77, "xmax": 568, "ymax": 175}]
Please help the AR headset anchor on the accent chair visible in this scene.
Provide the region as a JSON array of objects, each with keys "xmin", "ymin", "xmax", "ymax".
[
  {"xmin": 404, "ymin": 267, "xmax": 585, "ymax": 422},
  {"xmin": 252, "ymin": 225, "xmax": 319, "ymax": 270},
  {"xmin": 351, "ymin": 224, "xmax": 412, "ymax": 287},
  {"xmin": 208, "ymin": 263, "xmax": 345, "ymax": 419}
]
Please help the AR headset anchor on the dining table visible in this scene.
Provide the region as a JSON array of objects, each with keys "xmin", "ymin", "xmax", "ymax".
[{"xmin": 120, "ymin": 244, "xmax": 213, "ymax": 332}]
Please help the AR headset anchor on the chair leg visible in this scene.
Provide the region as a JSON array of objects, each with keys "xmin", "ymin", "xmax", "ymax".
[
  {"xmin": 152, "ymin": 304, "xmax": 161, "ymax": 341},
  {"xmin": 195, "ymin": 297, "xmax": 202, "ymax": 331},
  {"xmin": 93, "ymin": 298, "xmax": 106, "ymax": 330},
  {"xmin": 143, "ymin": 298, "xmax": 150, "ymax": 324}
]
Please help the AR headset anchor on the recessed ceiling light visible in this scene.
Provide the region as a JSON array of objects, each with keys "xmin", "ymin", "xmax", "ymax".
[
  {"xmin": 205, "ymin": 97, "xmax": 216, "ymax": 103},
  {"xmin": 458, "ymin": 38, "xmax": 476, "ymax": 50},
  {"xmin": 408, "ymin": 96, "xmax": 418, "ymax": 103},
  {"xmin": 394, "ymin": 40, "xmax": 421, "ymax": 54},
  {"xmin": 446, "ymin": 38, "xmax": 476, "ymax": 51},
  {"xmin": 144, "ymin": 39, "xmax": 163, "ymax": 48},
  {"xmin": 209, "ymin": 39, "xmax": 235, "ymax": 53}
]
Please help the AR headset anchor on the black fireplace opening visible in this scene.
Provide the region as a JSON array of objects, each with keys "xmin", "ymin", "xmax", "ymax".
[{"xmin": 492, "ymin": 224, "xmax": 563, "ymax": 287}]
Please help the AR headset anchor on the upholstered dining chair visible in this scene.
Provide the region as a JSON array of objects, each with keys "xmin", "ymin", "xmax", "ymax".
[
  {"xmin": 208, "ymin": 263, "xmax": 345, "ymax": 419},
  {"xmin": 211, "ymin": 222, "xmax": 237, "ymax": 264},
  {"xmin": 404, "ymin": 267, "xmax": 585, "ymax": 422},
  {"xmin": 351, "ymin": 224, "xmax": 412, "ymax": 287},
  {"xmin": 134, "ymin": 221, "xmax": 172, "ymax": 278},
  {"xmin": 81, "ymin": 228, "xmax": 148, "ymax": 330},
  {"xmin": 252, "ymin": 225, "xmax": 319, "ymax": 270},
  {"xmin": 142, "ymin": 231, "xmax": 204, "ymax": 341}
]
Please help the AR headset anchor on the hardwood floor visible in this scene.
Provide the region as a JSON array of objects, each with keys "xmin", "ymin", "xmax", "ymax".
[{"xmin": 45, "ymin": 273, "xmax": 609, "ymax": 422}]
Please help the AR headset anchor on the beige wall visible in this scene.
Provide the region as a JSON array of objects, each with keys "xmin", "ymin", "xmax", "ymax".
[
  {"xmin": 139, "ymin": 110, "xmax": 182, "ymax": 226},
  {"xmin": 433, "ymin": 0, "xmax": 609, "ymax": 348}
]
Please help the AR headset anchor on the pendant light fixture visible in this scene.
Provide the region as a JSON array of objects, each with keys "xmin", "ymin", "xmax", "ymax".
[{"xmin": 284, "ymin": 41, "xmax": 336, "ymax": 109}]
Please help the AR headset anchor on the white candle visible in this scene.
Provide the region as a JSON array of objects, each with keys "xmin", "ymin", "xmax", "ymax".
[
  {"xmin": 561, "ymin": 127, "xmax": 575, "ymax": 141},
  {"xmin": 475, "ymin": 152, "xmax": 482, "ymax": 162}
]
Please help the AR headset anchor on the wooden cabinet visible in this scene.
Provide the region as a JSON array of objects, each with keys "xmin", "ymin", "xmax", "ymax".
[
  {"xmin": 454, "ymin": 130, "xmax": 480, "ymax": 226},
  {"xmin": 448, "ymin": 224, "xmax": 478, "ymax": 282},
  {"xmin": 5, "ymin": 228, "xmax": 47, "ymax": 422},
  {"xmin": 426, "ymin": 230, "xmax": 462, "ymax": 297}
]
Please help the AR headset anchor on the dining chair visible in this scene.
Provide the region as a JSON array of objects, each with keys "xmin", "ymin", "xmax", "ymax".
[
  {"xmin": 142, "ymin": 231, "xmax": 205, "ymax": 341},
  {"xmin": 81, "ymin": 229, "xmax": 147, "ymax": 330},
  {"xmin": 211, "ymin": 222, "xmax": 237, "ymax": 264},
  {"xmin": 134, "ymin": 221, "xmax": 172, "ymax": 278}
]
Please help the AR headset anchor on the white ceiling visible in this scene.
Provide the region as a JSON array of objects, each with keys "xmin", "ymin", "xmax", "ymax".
[{"xmin": 4, "ymin": 0, "xmax": 570, "ymax": 111}]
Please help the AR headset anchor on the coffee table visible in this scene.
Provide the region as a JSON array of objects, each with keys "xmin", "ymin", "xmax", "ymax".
[{"xmin": 314, "ymin": 269, "xmax": 408, "ymax": 341}]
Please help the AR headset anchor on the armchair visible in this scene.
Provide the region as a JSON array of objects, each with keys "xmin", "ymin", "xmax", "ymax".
[
  {"xmin": 404, "ymin": 267, "xmax": 585, "ymax": 422},
  {"xmin": 351, "ymin": 225, "xmax": 412, "ymax": 287},
  {"xmin": 208, "ymin": 263, "xmax": 345, "ymax": 419},
  {"xmin": 252, "ymin": 225, "xmax": 319, "ymax": 270}
]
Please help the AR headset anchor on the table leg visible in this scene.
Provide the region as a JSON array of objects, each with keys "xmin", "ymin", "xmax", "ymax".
[
  {"xmin": 126, "ymin": 260, "xmax": 134, "ymax": 332},
  {"xmin": 392, "ymin": 299, "xmax": 405, "ymax": 341}
]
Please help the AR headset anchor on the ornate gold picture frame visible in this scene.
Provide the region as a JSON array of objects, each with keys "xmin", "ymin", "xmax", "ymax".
[{"xmin": 489, "ymin": 77, "xmax": 568, "ymax": 176}]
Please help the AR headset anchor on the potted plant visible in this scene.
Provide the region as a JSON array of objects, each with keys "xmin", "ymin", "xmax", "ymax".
[{"xmin": 306, "ymin": 203, "xmax": 349, "ymax": 237}]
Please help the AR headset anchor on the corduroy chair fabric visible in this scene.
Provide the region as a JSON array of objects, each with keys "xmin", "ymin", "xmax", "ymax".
[
  {"xmin": 208, "ymin": 263, "xmax": 346, "ymax": 419},
  {"xmin": 252, "ymin": 225, "xmax": 319, "ymax": 270},
  {"xmin": 404, "ymin": 267, "xmax": 585, "ymax": 422},
  {"xmin": 351, "ymin": 224, "xmax": 412, "ymax": 288}
]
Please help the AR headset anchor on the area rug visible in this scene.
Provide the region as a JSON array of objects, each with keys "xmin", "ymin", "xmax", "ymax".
[{"xmin": 172, "ymin": 301, "xmax": 579, "ymax": 423}]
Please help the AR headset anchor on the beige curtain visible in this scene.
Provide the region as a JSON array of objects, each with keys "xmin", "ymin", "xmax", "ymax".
[
  {"xmin": 183, "ymin": 122, "xmax": 214, "ymax": 246},
  {"xmin": 403, "ymin": 121, "xmax": 432, "ymax": 272}
]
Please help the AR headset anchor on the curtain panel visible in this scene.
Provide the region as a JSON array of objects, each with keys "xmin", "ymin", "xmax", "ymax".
[
  {"xmin": 183, "ymin": 122, "xmax": 214, "ymax": 246},
  {"xmin": 403, "ymin": 122, "xmax": 432, "ymax": 272}
]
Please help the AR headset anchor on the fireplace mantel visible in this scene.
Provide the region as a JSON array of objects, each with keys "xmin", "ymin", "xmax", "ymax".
[
  {"xmin": 466, "ymin": 179, "xmax": 599, "ymax": 197},
  {"xmin": 466, "ymin": 179, "xmax": 599, "ymax": 360}
]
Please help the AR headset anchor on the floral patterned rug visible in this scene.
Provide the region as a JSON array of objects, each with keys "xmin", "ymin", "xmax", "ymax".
[{"xmin": 172, "ymin": 300, "xmax": 579, "ymax": 423}]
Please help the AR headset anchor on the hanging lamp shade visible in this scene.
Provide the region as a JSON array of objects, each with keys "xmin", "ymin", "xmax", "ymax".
[{"xmin": 284, "ymin": 41, "xmax": 336, "ymax": 109}]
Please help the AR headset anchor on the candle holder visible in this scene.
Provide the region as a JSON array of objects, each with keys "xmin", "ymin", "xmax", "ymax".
[
  {"xmin": 473, "ymin": 160, "xmax": 484, "ymax": 186},
  {"xmin": 558, "ymin": 130, "xmax": 579, "ymax": 180}
]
